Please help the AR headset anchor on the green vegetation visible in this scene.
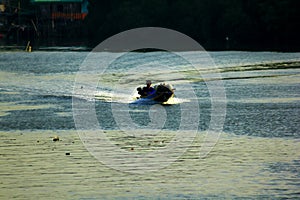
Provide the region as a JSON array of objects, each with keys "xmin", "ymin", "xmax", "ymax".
[
  {"xmin": 4, "ymin": 0, "xmax": 299, "ymax": 50},
  {"xmin": 84, "ymin": 0, "xmax": 300, "ymax": 51}
]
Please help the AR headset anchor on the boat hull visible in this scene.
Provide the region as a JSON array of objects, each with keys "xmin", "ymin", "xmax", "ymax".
[{"xmin": 131, "ymin": 83, "xmax": 175, "ymax": 105}]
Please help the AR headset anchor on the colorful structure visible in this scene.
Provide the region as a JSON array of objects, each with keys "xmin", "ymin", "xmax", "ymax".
[
  {"xmin": 31, "ymin": 0, "xmax": 88, "ymax": 21},
  {"xmin": 0, "ymin": 0, "xmax": 88, "ymax": 46},
  {"xmin": 30, "ymin": 0, "xmax": 88, "ymax": 41}
]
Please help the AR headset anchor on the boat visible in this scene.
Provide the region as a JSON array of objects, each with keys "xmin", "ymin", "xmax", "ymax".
[{"xmin": 131, "ymin": 83, "xmax": 175, "ymax": 105}]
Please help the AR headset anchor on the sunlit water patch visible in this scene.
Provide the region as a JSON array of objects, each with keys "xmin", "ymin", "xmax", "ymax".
[
  {"xmin": 0, "ymin": 51, "xmax": 300, "ymax": 198},
  {"xmin": 0, "ymin": 130, "xmax": 299, "ymax": 199}
]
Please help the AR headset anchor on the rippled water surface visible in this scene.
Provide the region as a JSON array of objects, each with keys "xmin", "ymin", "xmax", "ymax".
[{"xmin": 0, "ymin": 51, "xmax": 299, "ymax": 199}]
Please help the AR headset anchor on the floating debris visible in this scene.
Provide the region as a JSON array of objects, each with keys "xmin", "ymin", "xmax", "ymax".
[{"xmin": 52, "ymin": 136, "xmax": 60, "ymax": 142}]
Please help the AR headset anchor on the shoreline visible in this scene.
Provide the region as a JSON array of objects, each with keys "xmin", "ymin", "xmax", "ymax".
[
  {"xmin": 0, "ymin": 45, "xmax": 92, "ymax": 52},
  {"xmin": 1, "ymin": 45, "xmax": 300, "ymax": 53}
]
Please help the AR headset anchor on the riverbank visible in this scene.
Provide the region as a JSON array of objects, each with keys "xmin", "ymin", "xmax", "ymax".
[
  {"xmin": 1, "ymin": 44, "xmax": 300, "ymax": 53},
  {"xmin": 0, "ymin": 45, "xmax": 92, "ymax": 52}
]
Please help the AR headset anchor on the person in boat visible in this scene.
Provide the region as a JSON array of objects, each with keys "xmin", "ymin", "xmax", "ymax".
[{"xmin": 137, "ymin": 80, "xmax": 155, "ymax": 97}]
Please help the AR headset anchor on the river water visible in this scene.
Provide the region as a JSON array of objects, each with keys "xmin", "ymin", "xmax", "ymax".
[{"xmin": 0, "ymin": 51, "xmax": 299, "ymax": 199}]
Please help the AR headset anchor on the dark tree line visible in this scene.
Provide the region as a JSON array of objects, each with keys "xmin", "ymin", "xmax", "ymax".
[{"xmin": 84, "ymin": 0, "xmax": 300, "ymax": 51}]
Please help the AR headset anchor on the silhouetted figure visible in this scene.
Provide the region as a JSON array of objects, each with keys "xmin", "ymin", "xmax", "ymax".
[{"xmin": 137, "ymin": 80, "xmax": 155, "ymax": 97}]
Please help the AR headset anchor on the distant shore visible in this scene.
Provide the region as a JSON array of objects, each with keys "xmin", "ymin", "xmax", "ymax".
[
  {"xmin": 0, "ymin": 45, "xmax": 92, "ymax": 52},
  {"xmin": 2, "ymin": 45, "xmax": 300, "ymax": 53}
]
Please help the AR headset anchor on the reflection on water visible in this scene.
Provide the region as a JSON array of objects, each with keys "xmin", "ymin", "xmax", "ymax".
[{"xmin": 0, "ymin": 51, "xmax": 300, "ymax": 199}]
